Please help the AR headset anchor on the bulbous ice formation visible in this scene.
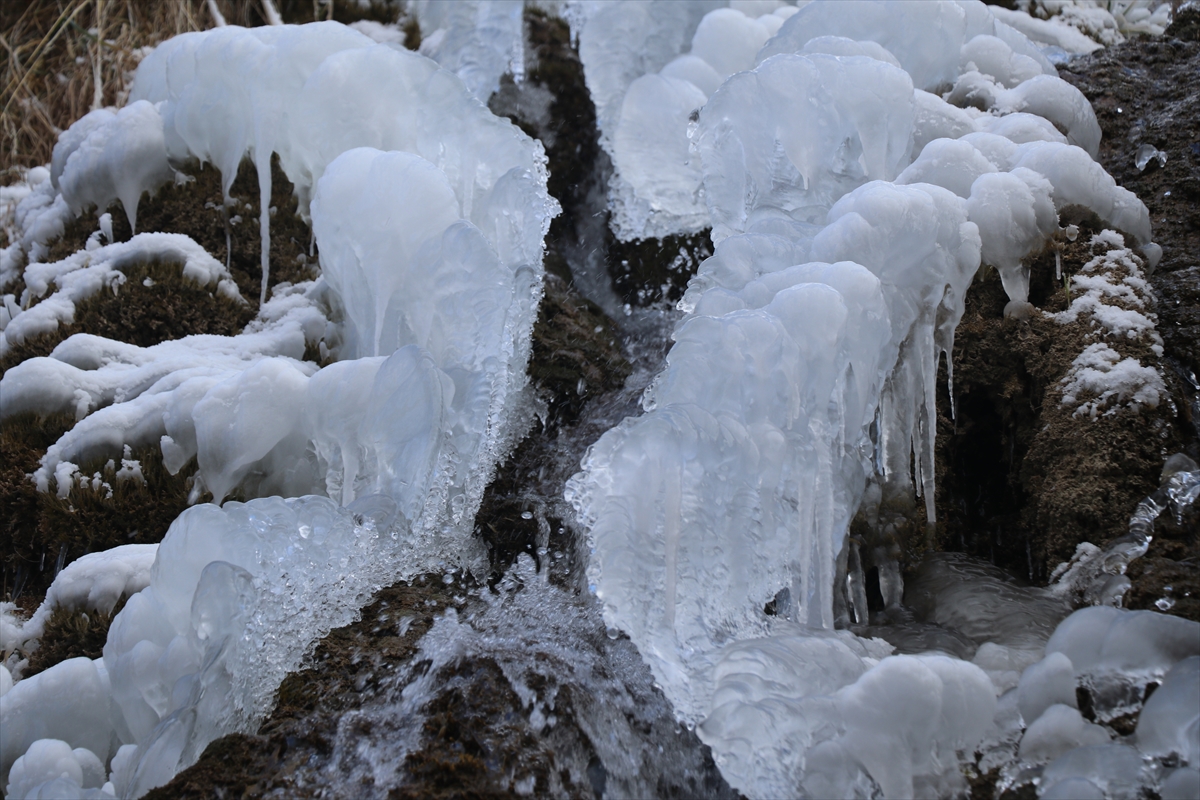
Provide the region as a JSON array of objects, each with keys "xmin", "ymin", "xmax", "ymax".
[
  {"xmin": 698, "ymin": 53, "xmax": 916, "ymax": 242},
  {"xmin": 411, "ymin": 0, "xmax": 525, "ymax": 101},
  {"xmin": 568, "ymin": 3, "xmax": 1161, "ymax": 797},
  {"xmin": 2, "ymin": 20, "xmax": 555, "ymax": 798}
]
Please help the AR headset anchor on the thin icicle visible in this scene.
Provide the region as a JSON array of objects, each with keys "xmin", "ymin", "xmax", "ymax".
[
  {"xmin": 261, "ymin": 0, "xmax": 284, "ymax": 26},
  {"xmin": 206, "ymin": 0, "xmax": 227, "ymax": 27}
]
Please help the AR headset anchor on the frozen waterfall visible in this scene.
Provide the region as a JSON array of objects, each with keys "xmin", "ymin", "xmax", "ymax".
[{"xmin": 0, "ymin": 2, "xmax": 1195, "ymax": 799}]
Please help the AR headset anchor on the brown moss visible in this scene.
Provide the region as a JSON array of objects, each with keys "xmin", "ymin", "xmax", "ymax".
[
  {"xmin": 0, "ymin": 259, "xmax": 254, "ymax": 379},
  {"xmin": 934, "ymin": 225, "xmax": 1185, "ymax": 582},
  {"xmin": 0, "ymin": 412, "xmax": 74, "ymax": 601},
  {"xmin": 23, "ymin": 595, "xmax": 128, "ymax": 677},
  {"xmin": 1, "ymin": 416, "xmax": 200, "ymax": 602},
  {"xmin": 145, "ymin": 578, "xmax": 466, "ymax": 799},
  {"xmin": 530, "ymin": 273, "xmax": 630, "ymax": 422},
  {"xmin": 390, "ymin": 657, "xmax": 577, "ymax": 800},
  {"xmin": 48, "ymin": 155, "xmax": 318, "ymax": 315}
]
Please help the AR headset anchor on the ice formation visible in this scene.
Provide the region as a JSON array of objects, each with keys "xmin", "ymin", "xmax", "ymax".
[
  {"xmin": 0, "ymin": 2, "xmax": 1189, "ymax": 798},
  {"xmin": 580, "ymin": 0, "xmax": 1159, "ymax": 257},
  {"xmin": 1, "ymin": 18, "xmax": 554, "ymax": 797},
  {"xmin": 991, "ymin": 1, "xmax": 1175, "ymax": 57},
  {"xmin": 413, "ymin": 0, "xmax": 525, "ymax": 101},
  {"xmin": 567, "ymin": 2, "xmax": 1172, "ymax": 797}
]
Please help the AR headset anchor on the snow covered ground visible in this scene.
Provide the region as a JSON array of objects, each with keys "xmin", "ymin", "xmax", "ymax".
[{"xmin": 0, "ymin": 1, "xmax": 1197, "ymax": 798}]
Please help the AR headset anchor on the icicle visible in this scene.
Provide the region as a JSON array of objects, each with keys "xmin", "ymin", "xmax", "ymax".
[
  {"xmin": 206, "ymin": 0, "xmax": 227, "ymax": 27},
  {"xmin": 261, "ymin": 0, "xmax": 284, "ymax": 26},
  {"xmin": 256, "ymin": 152, "xmax": 272, "ymax": 307}
]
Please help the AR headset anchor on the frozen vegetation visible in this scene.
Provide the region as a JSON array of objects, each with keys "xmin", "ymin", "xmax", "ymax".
[{"xmin": 0, "ymin": 1, "xmax": 1196, "ymax": 799}]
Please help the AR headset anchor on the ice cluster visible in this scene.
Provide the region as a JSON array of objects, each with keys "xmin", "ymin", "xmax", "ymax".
[
  {"xmin": 2, "ymin": 19, "xmax": 553, "ymax": 799},
  {"xmin": 412, "ymin": 0, "xmax": 525, "ymax": 101},
  {"xmin": 576, "ymin": 0, "xmax": 1103, "ymax": 244},
  {"xmin": 992, "ymin": 0, "xmax": 1176, "ymax": 57},
  {"xmin": 0, "ymin": 1, "xmax": 1190, "ymax": 798},
  {"xmin": 567, "ymin": 2, "xmax": 1172, "ymax": 798}
]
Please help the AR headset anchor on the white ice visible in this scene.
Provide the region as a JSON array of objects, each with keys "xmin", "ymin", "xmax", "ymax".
[
  {"xmin": 412, "ymin": 0, "xmax": 525, "ymax": 101},
  {"xmin": 3, "ymin": 19, "xmax": 554, "ymax": 797}
]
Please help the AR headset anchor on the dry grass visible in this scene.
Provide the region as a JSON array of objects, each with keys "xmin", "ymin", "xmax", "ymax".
[
  {"xmin": 2, "ymin": 0, "xmax": 215, "ymax": 177},
  {"xmin": 0, "ymin": 0, "xmax": 396, "ymax": 178}
]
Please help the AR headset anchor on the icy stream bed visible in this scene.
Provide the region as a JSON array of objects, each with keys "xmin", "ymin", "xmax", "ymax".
[{"xmin": 1, "ymin": 2, "xmax": 1199, "ymax": 799}]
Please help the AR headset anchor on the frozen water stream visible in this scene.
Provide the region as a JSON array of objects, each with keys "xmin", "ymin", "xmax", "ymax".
[{"xmin": 1, "ymin": 2, "xmax": 1198, "ymax": 799}]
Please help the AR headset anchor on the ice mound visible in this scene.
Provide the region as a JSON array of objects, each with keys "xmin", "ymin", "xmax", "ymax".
[
  {"xmin": 588, "ymin": 0, "xmax": 1138, "ymax": 252},
  {"xmin": 700, "ymin": 632, "xmax": 997, "ymax": 799},
  {"xmin": 129, "ymin": 22, "xmax": 553, "ymax": 304},
  {"xmin": 98, "ymin": 495, "xmax": 418, "ymax": 796},
  {"xmin": 1044, "ymin": 606, "xmax": 1200, "ymax": 722},
  {"xmin": 7, "ymin": 23, "xmax": 553, "ymax": 508},
  {"xmin": 758, "ymin": 0, "xmax": 1056, "ymax": 91},
  {"xmin": 412, "ymin": 0, "xmax": 524, "ymax": 101},
  {"xmin": 2, "ymin": 545, "xmax": 158, "ymax": 654},
  {"xmin": 52, "ymin": 102, "xmax": 174, "ymax": 235},
  {"xmin": 697, "ymin": 53, "xmax": 916, "ymax": 242},
  {"xmin": 572, "ymin": 0, "xmax": 722, "ymax": 153},
  {"xmin": 1135, "ymin": 656, "xmax": 1200, "ymax": 767},
  {"xmin": 0, "ymin": 232, "xmax": 243, "ymax": 358},
  {"xmin": 0, "ymin": 658, "xmax": 116, "ymax": 789},
  {"xmin": 990, "ymin": 1, "xmax": 1174, "ymax": 57},
  {"xmin": 989, "ymin": 607, "xmax": 1199, "ymax": 798},
  {"xmin": 568, "ymin": 4, "xmax": 1168, "ymax": 796},
  {"xmin": 129, "ymin": 22, "xmax": 374, "ymax": 304},
  {"xmin": 4, "ymin": 739, "xmax": 110, "ymax": 800},
  {"xmin": 568, "ymin": 177, "xmax": 982, "ymax": 797}
]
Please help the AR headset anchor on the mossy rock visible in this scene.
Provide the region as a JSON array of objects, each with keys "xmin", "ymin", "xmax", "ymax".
[
  {"xmin": 46, "ymin": 154, "xmax": 317, "ymax": 315},
  {"xmin": 1, "ymin": 416, "xmax": 198, "ymax": 601},
  {"xmin": 23, "ymin": 597, "xmax": 127, "ymax": 677},
  {"xmin": 0, "ymin": 258, "xmax": 254, "ymax": 379}
]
